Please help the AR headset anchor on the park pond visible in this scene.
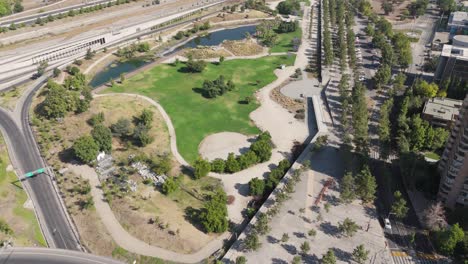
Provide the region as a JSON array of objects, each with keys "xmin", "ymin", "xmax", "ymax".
[{"xmin": 89, "ymin": 25, "xmax": 257, "ymax": 88}]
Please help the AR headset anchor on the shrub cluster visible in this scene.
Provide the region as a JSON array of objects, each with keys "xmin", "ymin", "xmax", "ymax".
[
  {"xmin": 201, "ymin": 75, "xmax": 235, "ymax": 98},
  {"xmin": 211, "ymin": 132, "xmax": 273, "ymax": 174},
  {"xmin": 173, "ymin": 22, "xmax": 211, "ymax": 40}
]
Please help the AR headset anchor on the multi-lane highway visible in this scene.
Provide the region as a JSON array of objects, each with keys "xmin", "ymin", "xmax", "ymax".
[
  {"xmin": 0, "ymin": 0, "xmax": 119, "ymax": 27},
  {"xmin": 0, "ymin": 76, "xmax": 81, "ymax": 250},
  {"xmin": 0, "ymin": 247, "xmax": 123, "ymax": 264}
]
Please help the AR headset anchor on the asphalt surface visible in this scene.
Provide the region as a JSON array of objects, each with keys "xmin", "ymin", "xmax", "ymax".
[
  {"xmin": 0, "ymin": 247, "xmax": 123, "ymax": 264},
  {"xmin": 0, "ymin": 77, "xmax": 81, "ymax": 250},
  {"xmin": 0, "ymin": 0, "xmax": 117, "ymax": 27}
]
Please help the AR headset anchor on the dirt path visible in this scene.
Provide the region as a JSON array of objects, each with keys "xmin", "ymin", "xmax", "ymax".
[
  {"xmin": 94, "ymin": 93, "xmax": 189, "ymax": 167},
  {"xmin": 68, "ymin": 164, "xmax": 228, "ymax": 263}
]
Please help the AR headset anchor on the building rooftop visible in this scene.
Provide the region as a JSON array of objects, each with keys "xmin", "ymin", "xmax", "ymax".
[
  {"xmin": 433, "ymin": 32, "xmax": 450, "ymax": 45},
  {"xmin": 423, "ymin": 97, "xmax": 463, "ymax": 121},
  {"xmin": 441, "ymin": 44, "xmax": 468, "ymax": 59},
  {"xmin": 448, "ymin": 11, "xmax": 468, "ymax": 26}
]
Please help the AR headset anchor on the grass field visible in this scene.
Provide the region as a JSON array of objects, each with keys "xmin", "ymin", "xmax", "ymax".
[
  {"xmin": 106, "ymin": 55, "xmax": 296, "ymax": 163},
  {"xmin": 0, "ymin": 136, "xmax": 46, "ymax": 246},
  {"xmin": 270, "ymin": 27, "xmax": 303, "ymax": 53}
]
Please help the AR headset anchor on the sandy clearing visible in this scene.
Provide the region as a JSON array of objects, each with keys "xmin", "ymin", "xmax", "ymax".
[{"xmin": 199, "ymin": 132, "xmax": 253, "ymax": 161}]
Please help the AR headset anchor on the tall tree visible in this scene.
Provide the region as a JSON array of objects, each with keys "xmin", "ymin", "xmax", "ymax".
[
  {"xmin": 352, "ymin": 82, "xmax": 369, "ymax": 155},
  {"xmin": 321, "ymin": 249, "xmax": 337, "ymax": 264},
  {"xmin": 352, "ymin": 244, "xmax": 370, "ymax": 264},
  {"xmin": 391, "ymin": 191, "xmax": 409, "ymax": 219},
  {"xmin": 355, "ymin": 166, "xmax": 377, "ymax": 203},
  {"xmin": 73, "ymin": 136, "xmax": 99, "ymax": 164},
  {"xmin": 340, "ymin": 172, "xmax": 356, "ymax": 203}
]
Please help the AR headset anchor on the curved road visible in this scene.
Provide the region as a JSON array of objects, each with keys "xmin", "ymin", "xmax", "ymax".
[
  {"xmin": 0, "ymin": 77, "xmax": 81, "ymax": 250},
  {"xmin": 0, "ymin": 247, "xmax": 122, "ymax": 264}
]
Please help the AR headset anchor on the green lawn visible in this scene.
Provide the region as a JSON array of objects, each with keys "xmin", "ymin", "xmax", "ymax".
[
  {"xmin": 270, "ymin": 27, "xmax": 303, "ymax": 53},
  {"xmin": 105, "ymin": 55, "xmax": 296, "ymax": 163},
  {"xmin": 0, "ymin": 136, "xmax": 46, "ymax": 246},
  {"xmin": 425, "ymin": 151, "xmax": 440, "ymax": 160}
]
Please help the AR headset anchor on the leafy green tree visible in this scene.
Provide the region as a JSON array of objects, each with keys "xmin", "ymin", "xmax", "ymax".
[
  {"xmin": 161, "ymin": 176, "xmax": 179, "ymax": 195},
  {"xmin": 393, "ymin": 72, "xmax": 407, "ymax": 91},
  {"xmin": 255, "ymin": 213, "xmax": 270, "ymax": 235},
  {"xmin": 210, "ymin": 158, "xmax": 226, "ymax": 173},
  {"xmin": 352, "ymin": 82, "xmax": 369, "ymax": 155},
  {"xmin": 132, "ymin": 123, "xmax": 153, "ymax": 147},
  {"xmin": 200, "ymin": 189, "xmax": 228, "ymax": 233},
  {"xmin": 321, "ymin": 249, "xmax": 337, "ymax": 264},
  {"xmin": 340, "ymin": 172, "xmax": 356, "ymax": 203},
  {"xmin": 438, "ymin": 0, "xmax": 456, "ymax": 13},
  {"xmin": 408, "ymin": 115, "xmax": 428, "ymax": 151},
  {"xmin": 300, "ymin": 241, "xmax": 310, "ymax": 254},
  {"xmin": 292, "ymin": 255, "xmax": 301, "ymax": 264},
  {"xmin": 235, "ymin": 256, "xmax": 247, "ymax": 264},
  {"xmin": 137, "ymin": 108, "xmax": 153, "ymax": 127},
  {"xmin": 186, "ymin": 58, "xmax": 207, "ymax": 73},
  {"xmin": 244, "ymin": 232, "xmax": 261, "ymax": 251},
  {"xmin": 391, "ymin": 191, "xmax": 409, "ymax": 219},
  {"xmin": 379, "ymin": 98, "xmax": 393, "ymax": 159},
  {"xmin": 355, "ymin": 166, "xmax": 377, "ymax": 203},
  {"xmin": 352, "ymin": 244, "xmax": 370, "ymax": 264},
  {"xmin": 374, "ymin": 64, "xmax": 392, "ymax": 88},
  {"xmin": 91, "ymin": 124, "xmax": 113, "ymax": 153},
  {"xmin": 111, "ymin": 118, "xmax": 132, "ymax": 138},
  {"xmin": 152, "ymin": 154, "xmax": 172, "ymax": 175},
  {"xmin": 435, "ymin": 223, "xmax": 465, "ymax": 256},
  {"xmin": 250, "ymin": 138, "xmax": 272, "ymax": 162},
  {"xmin": 281, "ymin": 232, "xmax": 289, "ymax": 242},
  {"xmin": 414, "ymin": 79, "xmax": 439, "ymax": 98},
  {"xmin": 425, "ymin": 127, "xmax": 449, "ymax": 151},
  {"xmin": 225, "ymin": 152, "xmax": 241, "ymax": 173},
  {"xmin": 53, "ymin": 68, "xmax": 61, "ymax": 78},
  {"xmin": 376, "ymin": 18, "xmax": 393, "ymax": 38},
  {"xmin": 193, "ymin": 157, "xmax": 211, "ymax": 179},
  {"xmin": 0, "ymin": 218, "xmax": 13, "ymax": 235},
  {"xmin": 73, "ymin": 136, "xmax": 99, "ymax": 164},
  {"xmin": 249, "ymin": 177, "xmax": 265, "ymax": 196},
  {"xmin": 41, "ymin": 83, "xmax": 70, "ymax": 119},
  {"xmin": 338, "ymin": 217, "xmax": 359, "ymax": 237},
  {"xmin": 276, "ymin": 0, "xmax": 300, "ymax": 15},
  {"xmin": 219, "ymin": 56, "xmax": 225, "ymax": 65},
  {"xmin": 381, "ymin": 1, "xmax": 393, "ymax": 14}
]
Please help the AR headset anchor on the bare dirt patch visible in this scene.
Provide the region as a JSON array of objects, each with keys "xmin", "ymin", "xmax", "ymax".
[
  {"xmin": 207, "ymin": 10, "xmax": 270, "ymax": 24},
  {"xmin": 199, "ymin": 132, "xmax": 253, "ymax": 161},
  {"xmin": 270, "ymin": 81, "xmax": 305, "ymax": 115},
  {"xmin": 221, "ymin": 39, "xmax": 264, "ymax": 56},
  {"xmin": 184, "ymin": 47, "xmax": 231, "ymax": 59}
]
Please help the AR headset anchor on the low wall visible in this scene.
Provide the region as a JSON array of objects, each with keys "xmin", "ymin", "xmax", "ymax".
[{"xmin": 222, "ymin": 94, "xmax": 328, "ymax": 262}]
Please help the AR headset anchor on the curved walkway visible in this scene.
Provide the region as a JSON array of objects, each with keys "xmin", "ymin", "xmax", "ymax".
[
  {"xmin": 69, "ymin": 165, "xmax": 228, "ymax": 264},
  {"xmin": 93, "ymin": 93, "xmax": 189, "ymax": 167}
]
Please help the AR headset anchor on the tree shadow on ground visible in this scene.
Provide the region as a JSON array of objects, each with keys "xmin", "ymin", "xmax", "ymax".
[
  {"xmin": 319, "ymin": 221, "xmax": 341, "ymax": 237},
  {"xmin": 234, "ymin": 182, "xmax": 250, "ymax": 197},
  {"xmin": 271, "ymin": 258, "xmax": 288, "ymax": 264},
  {"xmin": 267, "ymin": 235, "xmax": 279, "ymax": 244},
  {"xmin": 281, "ymin": 243, "xmax": 297, "ymax": 255},
  {"xmin": 184, "ymin": 206, "xmax": 205, "ymax": 233},
  {"xmin": 323, "ymin": 194, "xmax": 340, "ymax": 206},
  {"xmin": 302, "ymin": 253, "xmax": 320, "ymax": 263},
  {"xmin": 58, "ymin": 148, "xmax": 76, "ymax": 164},
  {"xmin": 293, "ymin": 231, "xmax": 306, "ymax": 238},
  {"xmin": 331, "ymin": 247, "xmax": 353, "ymax": 262}
]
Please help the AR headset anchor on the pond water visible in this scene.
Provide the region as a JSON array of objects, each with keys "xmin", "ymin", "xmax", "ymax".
[
  {"xmin": 89, "ymin": 59, "xmax": 147, "ymax": 88},
  {"xmin": 89, "ymin": 25, "xmax": 257, "ymax": 88},
  {"xmin": 181, "ymin": 25, "xmax": 256, "ymax": 49}
]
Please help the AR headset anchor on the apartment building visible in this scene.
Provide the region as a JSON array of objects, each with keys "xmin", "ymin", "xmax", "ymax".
[{"xmin": 438, "ymin": 95, "xmax": 468, "ymax": 208}]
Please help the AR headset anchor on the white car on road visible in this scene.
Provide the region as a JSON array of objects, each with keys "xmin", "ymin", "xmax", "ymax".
[{"xmin": 385, "ymin": 218, "xmax": 392, "ymax": 230}]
